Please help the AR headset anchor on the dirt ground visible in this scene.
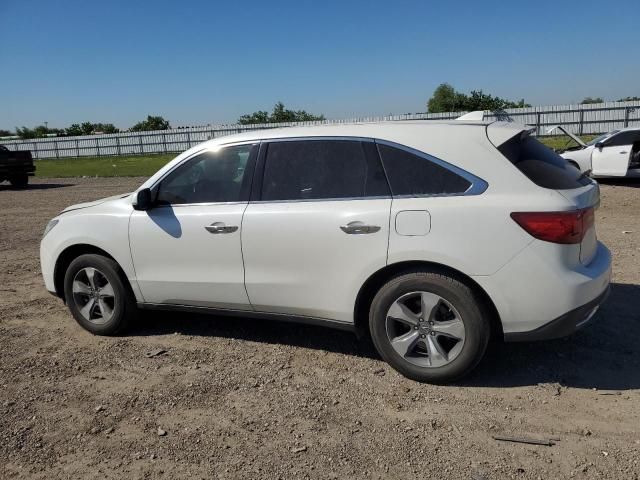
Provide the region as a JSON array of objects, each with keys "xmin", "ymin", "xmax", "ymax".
[{"xmin": 1, "ymin": 177, "xmax": 639, "ymax": 480}]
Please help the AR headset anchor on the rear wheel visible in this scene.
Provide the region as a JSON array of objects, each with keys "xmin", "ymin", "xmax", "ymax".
[
  {"xmin": 369, "ymin": 271, "xmax": 490, "ymax": 383},
  {"xmin": 9, "ymin": 174, "xmax": 28, "ymax": 188},
  {"xmin": 63, "ymin": 254, "xmax": 137, "ymax": 335}
]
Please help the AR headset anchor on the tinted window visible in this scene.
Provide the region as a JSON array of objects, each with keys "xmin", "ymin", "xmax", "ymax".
[
  {"xmin": 377, "ymin": 144, "xmax": 471, "ymax": 196},
  {"xmin": 261, "ymin": 140, "xmax": 389, "ymax": 201},
  {"xmin": 157, "ymin": 144, "xmax": 256, "ymax": 204},
  {"xmin": 498, "ymin": 135, "xmax": 591, "ymax": 189},
  {"xmin": 606, "ymin": 131, "xmax": 640, "ymax": 147}
]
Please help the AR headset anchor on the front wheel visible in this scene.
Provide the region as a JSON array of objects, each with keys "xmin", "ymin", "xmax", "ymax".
[
  {"xmin": 9, "ymin": 174, "xmax": 28, "ymax": 188},
  {"xmin": 369, "ymin": 271, "xmax": 490, "ymax": 383},
  {"xmin": 63, "ymin": 254, "xmax": 137, "ymax": 335}
]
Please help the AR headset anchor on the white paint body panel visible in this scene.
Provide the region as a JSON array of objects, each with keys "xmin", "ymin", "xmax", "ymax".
[
  {"xmin": 241, "ymin": 199, "xmax": 391, "ymax": 322},
  {"xmin": 129, "ymin": 204, "xmax": 250, "ymax": 309},
  {"xmin": 40, "ymin": 120, "xmax": 612, "ymax": 337}
]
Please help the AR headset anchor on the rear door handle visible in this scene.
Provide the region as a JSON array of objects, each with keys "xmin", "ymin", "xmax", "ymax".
[
  {"xmin": 205, "ymin": 222, "xmax": 238, "ymax": 234},
  {"xmin": 340, "ymin": 221, "xmax": 381, "ymax": 235},
  {"xmin": 620, "ymin": 151, "xmax": 628, "ymax": 154}
]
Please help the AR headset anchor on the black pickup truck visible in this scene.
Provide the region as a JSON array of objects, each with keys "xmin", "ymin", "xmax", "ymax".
[{"xmin": 0, "ymin": 145, "xmax": 35, "ymax": 187}]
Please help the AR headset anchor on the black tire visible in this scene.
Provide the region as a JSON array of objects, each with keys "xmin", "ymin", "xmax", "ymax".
[
  {"xmin": 369, "ymin": 270, "xmax": 490, "ymax": 383},
  {"xmin": 63, "ymin": 254, "xmax": 137, "ymax": 335},
  {"xmin": 9, "ymin": 174, "xmax": 28, "ymax": 188}
]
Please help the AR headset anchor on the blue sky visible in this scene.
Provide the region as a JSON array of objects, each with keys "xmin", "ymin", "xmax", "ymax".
[{"xmin": 1, "ymin": 0, "xmax": 638, "ymax": 130}]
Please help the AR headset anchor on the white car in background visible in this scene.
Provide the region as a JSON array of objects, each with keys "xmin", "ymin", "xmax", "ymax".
[
  {"xmin": 40, "ymin": 121, "xmax": 611, "ymax": 383},
  {"xmin": 549, "ymin": 126, "xmax": 640, "ymax": 177}
]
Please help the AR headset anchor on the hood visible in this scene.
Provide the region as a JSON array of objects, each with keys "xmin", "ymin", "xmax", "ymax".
[
  {"xmin": 546, "ymin": 126, "xmax": 587, "ymax": 148},
  {"xmin": 61, "ymin": 193, "xmax": 131, "ymax": 213}
]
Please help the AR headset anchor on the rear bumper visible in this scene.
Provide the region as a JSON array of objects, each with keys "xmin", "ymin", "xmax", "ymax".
[
  {"xmin": 0, "ymin": 165, "xmax": 36, "ymax": 176},
  {"xmin": 473, "ymin": 241, "xmax": 612, "ymax": 336},
  {"xmin": 504, "ymin": 286, "xmax": 609, "ymax": 341}
]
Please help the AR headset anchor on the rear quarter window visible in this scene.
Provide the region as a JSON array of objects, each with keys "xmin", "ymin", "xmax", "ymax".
[{"xmin": 498, "ymin": 134, "xmax": 591, "ymax": 189}]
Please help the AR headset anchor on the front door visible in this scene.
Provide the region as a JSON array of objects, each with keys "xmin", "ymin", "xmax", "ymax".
[
  {"xmin": 592, "ymin": 131, "xmax": 636, "ymax": 176},
  {"xmin": 241, "ymin": 139, "xmax": 392, "ymax": 323},
  {"xmin": 129, "ymin": 143, "xmax": 257, "ymax": 309}
]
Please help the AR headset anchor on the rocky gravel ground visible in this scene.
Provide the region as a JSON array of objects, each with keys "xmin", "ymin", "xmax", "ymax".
[{"xmin": 0, "ymin": 177, "xmax": 639, "ymax": 479}]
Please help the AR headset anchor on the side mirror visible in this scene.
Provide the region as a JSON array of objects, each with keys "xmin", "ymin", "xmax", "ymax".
[
  {"xmin": 595, "ymin": 141, "xmax": 604, "ymax": 149},
  {"xmin": 133, "ymin": 188, "xmax": 153, "ymax": 211}
]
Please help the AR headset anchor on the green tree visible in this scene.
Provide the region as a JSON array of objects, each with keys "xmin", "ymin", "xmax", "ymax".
[
  {"xmin": 66, "ymin": 124, "xmax": 83, "ymax": 136},
  {"xmin": 617, "ymin": 96, "xmax": 640, "ymax": 102},
  {"xmin": 580, "ymin": 97, "xmax": 604, "ymax": 104},
  {"xmin": 427, "ymin": 83, "xmax": 531, "ymax": 113},
  {"xmin": 16, "ymin": 125, "xmax": 62, "ymax": 139},
  {"xmin": 238, "ymin": 102, "xmax": 325, "ymax": 125},
  {"xmin": 81, "ymin": 122, "xmax": 95, "ymax": 135},
  {"xmin": 427, "ymin": 84, "xmax": 468, "ymax": 113},
  {"xmin": 93, "ymin": 123, "xmax": 119, "ymax": 134},
  {"xmin": 130, "ymin": 115, "xmax": 170, "ymax": 132},
  {"xmin": 0, "ymin": 129, "xmax": 14, "ymax": 137},
  {"xmin": 66, "ymin": 122, "xmax": 119, "ymax": 136},
  {"xmin": 238, "ymin": 110, "xmax": 270, "ymax": 125}
]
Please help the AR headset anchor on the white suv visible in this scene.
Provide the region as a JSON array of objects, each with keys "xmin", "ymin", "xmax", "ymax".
[{"xmin": 40, "ymin": 121, "xmax": 611, "ymax": 383}]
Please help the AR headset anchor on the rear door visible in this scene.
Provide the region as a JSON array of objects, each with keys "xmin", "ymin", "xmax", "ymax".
[
  {"xmin": 241, "ymin": 138, "xmax": 391, "ymax": 323},
  {"xmin": 592, "ymin": 131, "xmax": 635, "ymax": 177}
]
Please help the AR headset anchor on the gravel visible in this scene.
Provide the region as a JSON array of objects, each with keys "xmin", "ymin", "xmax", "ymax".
[{"xmin": 1, "ymin": 177, "xmax": 639, "ymax": 479}]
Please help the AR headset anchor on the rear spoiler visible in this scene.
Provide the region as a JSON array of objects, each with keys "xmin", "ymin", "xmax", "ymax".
[
  {"xmin": 456, "ymin": 111, "xmax": 484, "ymax": 121},
  {"xmin": 486, "ymin": 122, "xmax": 535, "ymax": 148}
]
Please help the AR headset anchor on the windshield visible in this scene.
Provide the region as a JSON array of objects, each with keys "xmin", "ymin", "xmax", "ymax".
[{"xmin": 587, "ymin": 131, "xmax": 619, "ymax": 146}]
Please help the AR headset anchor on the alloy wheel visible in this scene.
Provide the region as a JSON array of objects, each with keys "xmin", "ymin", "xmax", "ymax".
[
  {"xmin": 71, "ymin": 267, "xmax": 116, "ymax": 325},
  {"xmin": 385, "ymin": 291, "xmax": 465, "ymax": 368}
]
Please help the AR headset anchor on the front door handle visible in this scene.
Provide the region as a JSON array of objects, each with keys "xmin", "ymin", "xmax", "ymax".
[
  {"xmin": 340, "ymin": 221, "xmax": 381, "ymax": 235},
  {"xmin": 205, "ymin": 222, "xmax": 238, "ymax": 234},
  {"xmin": 620, "ymin": 151, "xmax": 628, "ymax": 154}
]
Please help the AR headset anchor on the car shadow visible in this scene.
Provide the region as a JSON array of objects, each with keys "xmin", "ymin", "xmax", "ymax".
[
  {"xmin": 0, "ymin": 182, "xmax": 73, "ymax": 191},
  {"xmin": 147, "ymin": 206, "xmax": 182, "ymax": 238},
  {"xmin": 597, "ymin": 178, "xmax": 640, "ymax": 188},
  {"xmin": 130, "ymin": 282, "xmax": 640, "ymax": 390},
  {"xmin": 464, "ymin": 282, "xmax": 640, "ymax": 390}
]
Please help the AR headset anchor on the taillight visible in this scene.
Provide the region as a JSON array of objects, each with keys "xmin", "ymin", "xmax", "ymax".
[{"xmin": 510, "ymin": 208, "xmax": 594, "ymax": 244}]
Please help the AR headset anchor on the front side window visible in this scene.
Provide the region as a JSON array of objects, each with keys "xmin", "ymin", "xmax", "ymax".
[
  {"xmin": 377, "ymin": 144, "xmax": 471, "ymax": 196},
  {"xmin": 156, "ymin": 144, "xmax": 256, "ymax": 205},
  {"xmin": 605, "ymin": 131, "xmax": 640, "ymax": 147},
  {"xmin": 261, "ymin": 140, "xmax": 389, "ymax": 201}
]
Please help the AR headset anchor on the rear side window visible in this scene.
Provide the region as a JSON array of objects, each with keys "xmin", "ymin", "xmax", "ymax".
[
  {"xmin": 261, "ymin": 140, "xmax": 389, "ymax": 201},
  {"xmin": 377, "ymin": 144, "xmax": 471, "ymax": 196},
  {"xmin": 498, "ymin": 135, "xmax": 591, "ymax": 189}
]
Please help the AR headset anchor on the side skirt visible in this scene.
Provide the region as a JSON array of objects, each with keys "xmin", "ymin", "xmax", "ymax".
[{"xmin": 138, "ymin": 302, "xmax": 356, "ymax": 333}]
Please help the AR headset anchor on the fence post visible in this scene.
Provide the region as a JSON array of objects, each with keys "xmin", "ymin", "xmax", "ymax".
[
  {"xmin": 75, "ymin": 139, "xmax": 80, "ymax": 157},
  {"xmin": 54, "ymin": 140, "xmax": 59, "ymax": 159},
  {"xmin": 96, "ymin": 138, "xmax": 100, "ymax": 157},
  {"xmin": 624, "ymin": 107, "xmax": 630, "ymax": 128},
  {"xmin": 162, "ymin": 133, "xmax": 167, "ymax": 153},
  {"xmin": 33, "ymin": 142, "xmax": 38, "ymax": 160},
  {"xmin": 187, "ymin": 131, "xmax": 192, "ymax": 149},
  {"xmin": 535, "ymin": 113, "xmax": 541, "ymax": 136},
  {"xmin": 578, "ymin": 110, "xmax": 584, "ymax": 136},
  {"xmin": 139, "ymin": 134, "xmax": 144, "ymax": 155},
  {"xmin": 116, "ymin": 136, "xmax": 121, "ymax": 156}
]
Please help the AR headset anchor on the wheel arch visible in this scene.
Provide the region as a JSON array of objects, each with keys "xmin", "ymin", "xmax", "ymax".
[
  {"xmin": 566, "ymin": 159, "xmax": 580, "ymax": 170},
  {"xmin": 353, "ymin": 260, "xmax": 503, "ymax": 339},
  {"xmin": 53, "ymin": 244, "xmax": 130, "ymax": 301}
]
